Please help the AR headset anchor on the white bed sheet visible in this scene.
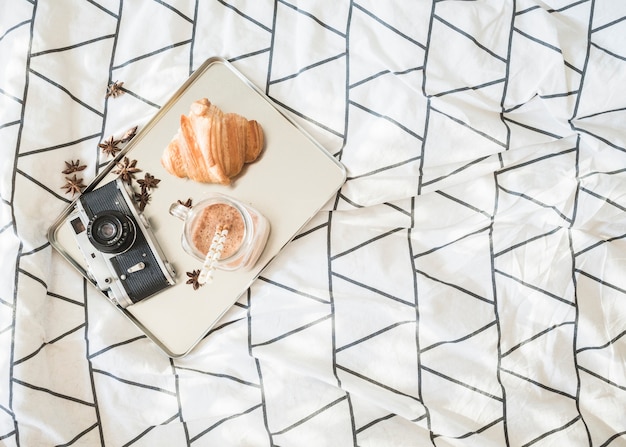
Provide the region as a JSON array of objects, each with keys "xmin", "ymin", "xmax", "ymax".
[{"xmin": 1, "ymin": 0, "xmax": 626, "ymax": 446}]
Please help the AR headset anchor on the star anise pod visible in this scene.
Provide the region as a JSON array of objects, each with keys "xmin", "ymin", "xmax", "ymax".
[
  {"xmin": 105, "ymin": 80, "xmax": 125, "ymax": 98},
  {"xmin": 113, "ymin": 157, "xmax": 141, "ymax": 184},
  {"xmin": 98, "ymin": 135, "xmax": 121, "ymax": 158},
  {"xmin": 177, "ymin": 198, "xmax": 193, "ymax": 208},
  {"xmin": 137, "ymin": 173, "xmax": 160, "ymax": 192},
  {"xmin": 186, "ymin": 270, "xmax": 203, "ymax": 291},
  {"xmin": 61, "ymin": 174, "xmax": 86, "ymax": 196},
  {"xmin": 62, "ymin": 159, "xmax": 87, "ymax": 174},
  {"xmin": 134, "ymin": 191, "xmax": 151, "ymax": 211},
  {"xmin": 120, "ymin": 125, "xmax": 138, "ymax": 143}
]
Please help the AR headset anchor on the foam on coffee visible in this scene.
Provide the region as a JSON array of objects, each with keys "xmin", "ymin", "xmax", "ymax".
[{"xmin": 190, "ymin": 203, "xmax": 245, "ymax": 258}]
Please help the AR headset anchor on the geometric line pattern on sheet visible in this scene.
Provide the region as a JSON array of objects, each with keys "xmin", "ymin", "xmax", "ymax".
[
  {"xmin": 1, "ymin": 0, "xmax": 36, "ymax": 444},
  {"xmin": 2, "ymin": 0, "xmax": 626, "ymax": 446}
]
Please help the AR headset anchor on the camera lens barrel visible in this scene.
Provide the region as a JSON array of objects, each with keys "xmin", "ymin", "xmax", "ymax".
[{"xmin": 87, "ymin": 211, "xmax": 136, "ymax": 254}]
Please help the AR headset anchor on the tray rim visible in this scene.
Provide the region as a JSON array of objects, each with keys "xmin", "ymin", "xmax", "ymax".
[{"xmin": 47, "ymin": 56, "xmax": 346, "ymax": 357}]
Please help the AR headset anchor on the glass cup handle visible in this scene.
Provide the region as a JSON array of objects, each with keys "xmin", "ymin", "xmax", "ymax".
[{"xmin": 169, "ymin": 203, "xmax": 190, "ymax": 221}]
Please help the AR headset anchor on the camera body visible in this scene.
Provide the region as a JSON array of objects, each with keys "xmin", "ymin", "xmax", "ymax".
[{"xmin": 68, "ymin": 178, "xmax": 175, "ymax": 308}]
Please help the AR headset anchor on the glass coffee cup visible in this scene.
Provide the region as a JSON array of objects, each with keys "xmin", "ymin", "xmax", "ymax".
[{"xmin": 169, "ymin": 194, "xmax": 270, "ymax": 276}]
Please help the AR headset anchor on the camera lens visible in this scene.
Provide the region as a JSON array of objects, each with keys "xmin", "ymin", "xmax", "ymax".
[
  {"xmin": 97, "ymin": 221, "xmax": 117, "ymax": 240},
  {"xmin": 87, "ymin": 211, "xmax": 136, "ymax": 254}
]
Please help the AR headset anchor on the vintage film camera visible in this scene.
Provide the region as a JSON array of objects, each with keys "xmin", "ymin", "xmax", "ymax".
[{"xmin": 68, "ymin": 178, "xmax": 176, "ymax": 308}]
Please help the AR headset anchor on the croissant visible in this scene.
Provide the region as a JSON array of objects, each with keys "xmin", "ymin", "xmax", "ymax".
[{"xmin": 161, "ymin": 98, "xmax": 264, "ymax": 185}]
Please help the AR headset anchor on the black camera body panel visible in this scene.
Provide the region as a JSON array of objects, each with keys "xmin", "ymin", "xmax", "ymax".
[{"xmin": 71, "ymin": 179, "xmax": 175, "ymax": 307}]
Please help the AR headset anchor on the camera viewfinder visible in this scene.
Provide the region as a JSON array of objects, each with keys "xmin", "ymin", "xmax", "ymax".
[{"xmin": 71, "ymin": 217, "xmax": 86, "ymax": 235}]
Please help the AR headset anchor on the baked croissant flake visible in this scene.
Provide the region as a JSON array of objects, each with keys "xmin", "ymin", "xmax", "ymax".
[{"xmin": 161, "ymin": 98, "xmax": 264, "ymax": 185}]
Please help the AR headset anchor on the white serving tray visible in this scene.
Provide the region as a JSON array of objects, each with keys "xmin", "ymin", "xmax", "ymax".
[{"xmin": 48, "ymin": 57, "xmax": 346, "ymax": 357}]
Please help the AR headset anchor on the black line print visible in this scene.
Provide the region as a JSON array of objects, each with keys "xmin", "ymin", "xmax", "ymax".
[
  {"xmin": 436, "ymin": 190, "xmax": 494, "ymax": 218},
  {"xmin": 293, "ymin": 221, "xmax": 329, "ymax": 240},
  {"xmin": 16, "ymin": 168, "xmax": 72, "ymax": 203},
  {"xmin": 576, "ymin": 329, "xmax": 626, "ymax": 354},
  {"xmin": 521, "ymin": 416, "xmax": 582, "ymax": 447},
  {"xmin": 188, "ymin": 0, "xmax": 200, "ymax": 75},
  {"xmin": 8, "ymin": 3, "xmax": 38, "ymax": 443},
  {"xmin": 353, "ymin": 2, "xmax": 425, "ymax": 50},
  {"xmin": 268, "ymin": 95, "xmax": 345, "ymax": 138},
  {"xmin": 502, "ymin": 322, "xmax": 576, "ymax": 358},
  {"xmin": 169, "ymin": 358, "xmax": 190, "ymax": 444},
  {"xmin": 421, "ymin": 154, "xmax": 492, "ymax": 188},
  {"xmin": 336, "ymin": 363, "xmax": 425, "ymax": 403},
  {"xmin": 153, "ymin": 0, "xmax": 193, "ymax": 23},
  {"xmin": 13, "ymin": 323, "xmax": 86, "ymax": 366},
  {"xmin": 336, "ymin": 191, "xmax": 366, "ymax": 209},
  {"xmin": 336, "ymin": 320, "xmax": 415, "ymax": 352},
  {"xmin": 269, "ymin": 52, "xmax": 347, "ymax": 85},
  {"xmin": 346, "ymin": 156, "xmax": 422, "ymax": 181},
  {"xmin": 0, "ymin": 121, "xmax": 21, "ymax": 132},
  {"xmin": 502, "ymin": 367, "xmax": 579, "ymax": 401},
  {"xmin": 12, "ymin": 378, "xmax": 95, "ymax": 408},
  {"xmin": 331, "ymin": 227, "xmax": 405, "ymax": 260},
  {"xmin": 497, "ymin": 146, "xmax": 577, "ymax": 175},
  {"xmin": 591, "ymin": 15, "xmax": 626, "ymax": 33},
  {"xmin": 349, "ymin": 66, "xmax": 423, "ymax": 89},
  {"xmin": 122, "ymin": 413, "xmax": 181, "ymax": 446},
  {"xmin": 18, "ymin": 133, "xmax": 101, "ymax": 157},
  {"xmin": 30, "ymin": 34, "xmax": 116, "ymax": 58},
  {"xmin": 431, "ymin": 78, "xmax": 506, "ymax": 98},
  {"xmin": 189, "ymin": 404, "xmax": 264, "ymax": 443},
  {"xmin": 498, "ymin": 184, "xmax": 573, "ymax": 223},
  {"xmin": 413, "ymin": 224, "xmax": 491, "ymax": 259},
  {"xmin": 250, "ymin": 314, "xmax": 332, "ymax": 348},
  {"xmin": 421, "ymin": 365, "xmax": 503, "ymax": 402},
  {"xmin": 0, "ymin": 19, "xmax": 30, "ymax": 43},
  {"xmin": 415, "ymin": 268, "xmax": 494, "ymax": 305},
  {"xmin": 47, "ymin": 290, "xmax": 85, "ymax": 307},
  {"xmin": 349, "ymin": 100, "xmax": 423, "ymax": 140},
  {"xmin": 355, "ymin": 413, "xmax": 395, "ymax": 434},
  {"xmin": 257, "ymin": 276, "xmax": 331, "ymax": 304},
  {"xmin": 220, "ymin": 0, "xmax": 272, "ymax": 33},
  {"xmin": 112, "ymin": 39, "xmax": 193, "ymax": 70},
  {"xmin": 3, "ymin": 1, "xmax": 626, "ymax": 446},
  {"xmin": 278, "ymin": 0, "xmax": 346, "ymax": 37},
  {"xmin": 580, "ymin": 187, "xmax": 626, "ymax": 213},
  {"xmin": 28, "ymin": 68, "xmax": 104, "ymax": 117},
  {"xmin": 431, "ymin": 417, "xmax": 504, "ymax": 441},
  {"xmin": 434, "ymin": 14, "xmax": 507, "ymax": 63},
  {"xmin": 495, "ymin": 268, "xmax": 577, "ymax": 307},
  {"xmin": 228, "ymin": 47, "xmax": 271, "ymax": 64},
  {"xmin": 574, "ymin": 232, "xmax": 626, "ymax": 258},
  {"xmin": 86, "ymin": 0, "xmax": 118, "ymax": 18},
  {"xmin": 494, "ymin": 226, "xmax": 562, "ymax": 258},
  {"xmin": 174, "ymin": 366, "xmax": 261, "ymax": 388},
  {"xmin": 431, "ymin": 106, "xmax": 507, "ymax": 148},
  {"xmin": 271, "ymin": 396, "xmax": 349, "ymax": 436},
  {"xmin": 87, "ymin": 335, "xmax": 148, "ymax": 359},
  {"xmin": 578, "ymin": 366, "xmax": 626, "ymax": 392},
  {"xmin": 502, "ymin": 115, "xmax": 566, "ymax": 139},
  {"xmin": 332, "ymin": 271, "xmax": 415, "ymax": 307},
  {"xmin": 384, "ymin": 200, "xmax": 412, "ymax": 217},
  {"xmin": 0, "ymin": 87, "xmax": 24, "ymax": 104},
  {"xmin": 114, "ymin": 87, "xmax": 162, "ymax": 110},
  {"xmin": 552, "ymin": 0, "xmax": 591, "ymax": 14},
  {"xmin": 421, "ymin": 320, "xmax": 497, "ymax": 353},
  {"xmin": 0, "ymin": 221, "xmax": 16, "ymax": 236},
  {"xmin": 92, "ymin": 369, "xmax": 177, "ymax": 396},
  {"xmin": 575, "ymin": 104, "xmax": 626, "ymax": 121}
]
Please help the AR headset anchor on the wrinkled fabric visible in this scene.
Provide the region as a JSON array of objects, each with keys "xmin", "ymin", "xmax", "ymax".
[{"xmin": 1, "ymin": 0, "xmax": 625, "ymax": 446}]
